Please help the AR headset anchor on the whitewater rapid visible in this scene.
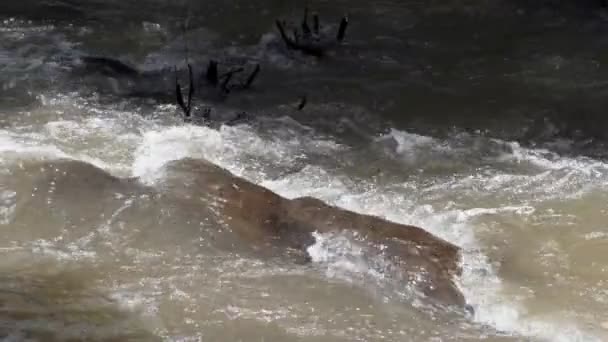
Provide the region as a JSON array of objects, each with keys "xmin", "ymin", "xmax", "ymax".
[{"xmin": 1, "ymin": 92, "xmax": 607, "ymax": 341}]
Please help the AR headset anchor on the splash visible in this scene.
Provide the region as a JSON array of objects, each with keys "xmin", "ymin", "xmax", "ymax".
[{"xmin": 2, "ymin": 95, "xmax": 608, "ymax": 340}]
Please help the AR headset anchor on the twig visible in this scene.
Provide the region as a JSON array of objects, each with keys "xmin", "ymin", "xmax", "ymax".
[
  {"xmin": 221, "ymin": 71, "xmax": 234, "ymax": 94},
  {"xmin": 302, "ymin": 7, "xmax": 311, "ymax": 37},
  {"xmin": 175, "ymin": 64, "xmax": 194, "ymax": 117},
  {"xmin": 297, "ymin": 95, "xmax": 307, "ymax": 110},
  {"xmin": 220, "ymin": 67, "xmax": 245, "ymax": 80},
  {"xmin": 276, "ymin": 20, "xmax": 325, "ymax": 57},
  {"xmin": 337, "ymin": 16, "xmax": 348, "ymax": 42},
  {"xmin": 243, "ymin": 64, "xmax": 260, "ymax": 89},
  {"xmin": 275, "ymin": 8, "xmax": 349, "ymax": 57},
  {"xmin": 187, "ymin": 64, "xmax": 194, "ymax": 111}
]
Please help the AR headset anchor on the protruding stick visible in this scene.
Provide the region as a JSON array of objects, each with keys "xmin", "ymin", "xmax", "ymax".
[
  {"xmin": 220, "ymin": 67, "xmax": 244, "ymax": 79},
  {"xmin": 313, "ymin": 13, "xmax": 320, "ymax": 35},
  {"xmin": 292, "ymin": 28, "xmax": 300, "ymax": 43},
  {"xmin": 276, "ymin": 20, "xmax": 297, "ymax": 49},
  {"xmin": 297, "ymin": 95, "xmax": 307, "ymax": 110},
  {"xmin": 221, "ymin": 72, "xmax": 234, "ymax": 93},
  {"xmin": 220, "ymin": 67, "xmax": 245, "ymax": 92},
  {"xmin": 175, "ymin": 64, "xmax": 194, "ymax": 118},
  {"xmin": 337, "ymin": 16, "xmax": 348, "ymax": 42},
  {"xmin": 187, "ymin": 64, "xmax": 194, "ymax": 111},
  {"xmin": 175, "ymin": 67, "xmax": 189, "ymax": 117},
  {"xmin": 302, "ymin": 7, "xmax": 311, "ymax": 37},
  {"xmin": 176, "ymin": 73, "xmax": 186, "ymax": 113},
  {"xmin": 243, "ymin": 64, "xmax": 260, "ymax": 88},
  {"xmin": 276, "ymin": 19, "xmax": 324, "ymax": 57}
]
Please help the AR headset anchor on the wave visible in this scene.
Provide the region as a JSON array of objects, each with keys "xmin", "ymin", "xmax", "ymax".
[{"xmin": 1, "ymin": 94, "xmax": 607, "ymax": 340}]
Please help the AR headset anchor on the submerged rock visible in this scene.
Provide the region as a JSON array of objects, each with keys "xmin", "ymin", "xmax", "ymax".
[
  {"xmin": 159, "ymin": 158, "xmax": 467, "ymax": 309},
  {"xmin": 8, "ymin": 157, "xmax": 467, "ymax": 311}
]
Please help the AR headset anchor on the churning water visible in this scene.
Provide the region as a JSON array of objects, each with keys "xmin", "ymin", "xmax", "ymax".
[{"xmin": 1, "ymin": 1, "xmax": 608, "ymax": 341}]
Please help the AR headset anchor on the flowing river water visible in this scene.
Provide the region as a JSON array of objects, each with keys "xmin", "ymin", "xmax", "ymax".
[{"xmin": 1, "ymin": 1, "xmax": 608, "ymax": 341}]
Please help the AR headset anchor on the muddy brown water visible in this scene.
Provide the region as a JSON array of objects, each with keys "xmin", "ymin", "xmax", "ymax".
[{"xmin": 1, "ymin": 1, "xmax": 608, "ymax": 341}]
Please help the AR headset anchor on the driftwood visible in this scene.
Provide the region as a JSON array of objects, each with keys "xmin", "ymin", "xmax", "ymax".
[
  {"xmin": 174, "ymin": 60, "xmax": 260, "ymax": 121},
  {"xmin": 74, "ymin": 56, "xmax": 260, "ymax": 122},
  {"xmin": 175, "ymin": 64, "xmax": 195, "ymax": 117},
  {"xmin": 297, "ymin": 95, "xmax": 307, "ymax": 111},
  {"xmin": 76, "ymin": 5, "xmax": 353, "ymax": 120},
  {"xmin": 202, "ymin": 60, "xmax": 260, "ymax": 94},
  {"xmin": 275, "ymin": 7, "xmax": 348, "ymax": 57}
]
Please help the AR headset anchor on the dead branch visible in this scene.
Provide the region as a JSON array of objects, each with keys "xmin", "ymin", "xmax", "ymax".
[
  {"xmin": 175, "ymin": 64, "xmax": 194, "ymax": 117},
  {"xmin": 297, "ymin": 95, "xmax": 307, "ymax": 111},
  {"xmin": 275, "ymin": 8, "xmax": 349, "ymax": 57}
]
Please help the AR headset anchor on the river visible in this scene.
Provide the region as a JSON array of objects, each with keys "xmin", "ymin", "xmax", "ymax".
[{"xmin": 1, "ymin": 1, "xmax": 608, "ymax": 341}]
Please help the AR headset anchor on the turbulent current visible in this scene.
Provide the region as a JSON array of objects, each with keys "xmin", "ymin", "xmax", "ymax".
[{"xmin": 2, "ymin": 1, "xmax": 608, "ymax": 341}]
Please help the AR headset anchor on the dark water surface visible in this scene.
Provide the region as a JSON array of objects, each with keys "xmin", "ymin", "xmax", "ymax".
[{"xmin": 1, "ymin": 1, "xmax": 608, "ymax": 341}]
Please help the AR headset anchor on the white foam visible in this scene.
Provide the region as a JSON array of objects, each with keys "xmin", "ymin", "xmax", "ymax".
[
  {"xmin": 375, "ymin": 128, "xmax": 441, "ymax": 162},
  {"xmin": 29, "ymin": 239, "xmax": 97, "ymax": 261},
  {"xmin": 133, "ymin": 122, "xmax": 606, "ymax": 340},
  {"xmin": 384, "ymin": 128, "xmax": 608, "ymax": 177},
  {"xmin": 3, "ymin": 99, "xmax": 608, "ymax": 341},
  {"xmin": 0, "ymin": 128, "xmax": 122, "ymax": 173},
  {"xmin": 131, "ymin": 121, "xmax": 342, "ymax": 185},
  {"xmin": 262, "ymin": 165, "xmax": 349, "ymax": 200},
  {"xmin": 385, "ymin": 128, "xmax": 437, "ymax": 154},
  {"xmin": 307, "ymin": 231, "xmax": 386, "ymax": 281},
  {"xmin": 505, "ymin": 140, "xmax": 608, "ymax": 176},
  {"xmin": 305, "ymin": 194, "xmax": 603, "ymax": 341},
  {"xmin": 0, "ymin": 189, "xmax": 16, "ymax": 225},
  {"xmin": 267, "ymin": 129, "xmax": 606, "ymax": 341}
]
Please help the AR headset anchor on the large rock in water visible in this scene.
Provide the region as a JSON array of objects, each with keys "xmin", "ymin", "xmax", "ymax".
[
  {"xmin": 7, "ymin": 158, "xmax": 466, "ymax": 310},
  {"xmin": 158, "ymin": 158, "xmax": 466, "ymax": 309}
]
